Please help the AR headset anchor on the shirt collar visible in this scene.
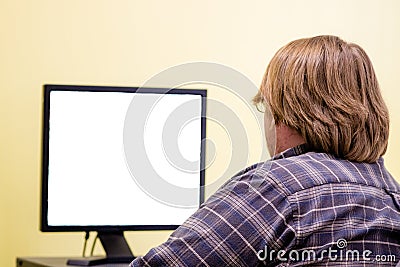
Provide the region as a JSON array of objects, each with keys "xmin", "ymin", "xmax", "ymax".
[{"xmin": 271, "ymin": 143, "xmax": 309, "ymax": 160}]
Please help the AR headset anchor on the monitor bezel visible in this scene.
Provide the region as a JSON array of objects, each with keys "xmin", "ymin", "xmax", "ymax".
[{"xmin": 40, "ymin": 84, "xmax": 207, "ymax": 232}]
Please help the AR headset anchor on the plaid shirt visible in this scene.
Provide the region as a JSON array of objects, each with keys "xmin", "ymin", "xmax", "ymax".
[{"xmin": 130, "ymin": 145, "xmax": 400, "ymax": 266}]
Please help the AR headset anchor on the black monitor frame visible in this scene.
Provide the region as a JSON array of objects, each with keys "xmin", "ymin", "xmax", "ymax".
[{"xmin": 40, "ymin": 84, "xmax": 206, "ymax": 262}]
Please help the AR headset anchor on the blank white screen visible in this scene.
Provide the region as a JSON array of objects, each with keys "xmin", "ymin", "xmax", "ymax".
[{"xmin": 47, "ymin": 90, "xmax": 202, "ymax": 226}]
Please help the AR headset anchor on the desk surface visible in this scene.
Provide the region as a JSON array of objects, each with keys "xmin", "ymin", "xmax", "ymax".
[{"xmin": 16, "ymin": 257, "xmax": 131, "ymax": 267}]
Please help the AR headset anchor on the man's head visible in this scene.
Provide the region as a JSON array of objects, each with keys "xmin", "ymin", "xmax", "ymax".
[{"xmin": 254, "ymin": 35, "xmax": 389, "ymax": 162}]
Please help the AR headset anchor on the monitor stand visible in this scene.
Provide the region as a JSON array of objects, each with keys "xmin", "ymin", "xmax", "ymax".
[{"xmin": 67, "ymin": 231, "xmax": 135, "ymax": 266}]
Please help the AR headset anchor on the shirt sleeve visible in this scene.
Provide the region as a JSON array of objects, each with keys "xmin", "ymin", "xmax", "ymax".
[{"xmin": 129, "ymin": 165, "xmax": 296, "ymax": 267}]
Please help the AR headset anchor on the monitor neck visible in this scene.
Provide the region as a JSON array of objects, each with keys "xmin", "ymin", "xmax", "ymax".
[
  {"xmin": 67, "ymin": 231, "xmax": 135, "ymax": 266},
  {"xmin": 98, "ymin": 231, "xmax": 134, "ymax": 259}
]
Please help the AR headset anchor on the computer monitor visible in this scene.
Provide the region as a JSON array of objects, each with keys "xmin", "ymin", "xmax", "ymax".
[{"xmin": 41, "ymin": 84, "xmax": 206, "ymax": 264}]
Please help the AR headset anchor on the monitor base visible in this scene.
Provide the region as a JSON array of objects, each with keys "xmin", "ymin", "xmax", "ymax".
[
  {"xmin": 67, "ymin": 231, "xmax": 135, "ymax": 266},
  {"xmin": 67, "ymin": 256, "xmax": 136, "ymax": 266},
  {"xmin": 66, "ymin": 256, "xmax": 106, "ymax": 266}
]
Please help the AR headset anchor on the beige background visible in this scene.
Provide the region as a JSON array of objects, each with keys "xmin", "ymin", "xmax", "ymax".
[{"xmin": 1, "ymin": 1, "xmax": 399, "ymax": 266}]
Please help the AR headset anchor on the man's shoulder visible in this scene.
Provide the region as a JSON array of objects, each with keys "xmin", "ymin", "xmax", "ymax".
[{"xmin": 238, "ymin": 152, "xmax": 400, "ymax": 196}]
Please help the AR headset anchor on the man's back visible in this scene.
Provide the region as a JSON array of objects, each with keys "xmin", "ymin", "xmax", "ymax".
[
  {"xmin": 131, "ymin": 145, "xmax": 400, "ymax": 266},
  {"xmin": 261, "ymin": 145, "xmax": 400, "ymax": 265}
]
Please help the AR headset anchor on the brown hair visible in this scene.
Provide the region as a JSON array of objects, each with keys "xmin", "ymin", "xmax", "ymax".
[{"xmin": 254, "ymin": 35, "xmax": 389, "ymax": 163}]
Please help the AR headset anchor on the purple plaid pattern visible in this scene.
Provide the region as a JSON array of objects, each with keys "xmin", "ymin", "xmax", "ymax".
[{"xmin": 130, "ymin": 145, "xmax": 400, "ymax": 266}]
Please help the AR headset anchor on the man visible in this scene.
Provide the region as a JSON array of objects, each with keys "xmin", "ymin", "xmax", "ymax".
[{"xmin": 130, "ymin": 35, "xmax": 400, "ymax": 266}]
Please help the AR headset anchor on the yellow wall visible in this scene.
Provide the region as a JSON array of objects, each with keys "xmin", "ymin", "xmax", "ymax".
[{"xmin": 1, "ymin": 1, "xmax": 400, "ymax": 266}]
